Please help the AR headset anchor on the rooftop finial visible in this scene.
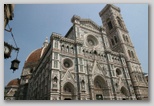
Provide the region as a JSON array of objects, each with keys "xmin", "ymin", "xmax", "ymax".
[{"xmin": 43, "ymin": 37, "xmax": 48, "ymax": 47}]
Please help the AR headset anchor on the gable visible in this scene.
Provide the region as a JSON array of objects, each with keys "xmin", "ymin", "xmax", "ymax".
[
  {"xmin": 92, "ymin": 60, "xmax": 107, "ymax": 76},
  {"xmin": 61, "ymin": 69, "xmax": 76, "ymax": 83},
  {"xmin": 80, "ymin": 19, "xmax": 101, "ymax": 31},
  {"xmin": 6, "ymin": 88, "xmax": 16, "ymax": 96}
]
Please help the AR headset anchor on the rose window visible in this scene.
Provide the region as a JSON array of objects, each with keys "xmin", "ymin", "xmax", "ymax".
[
  {"xmin": 87, "ymin": 35, "xmax": 98, "ymax": 46},
  {"xmin": 63, "ymin": 58, "xmax": 73, "ymax": 68}
]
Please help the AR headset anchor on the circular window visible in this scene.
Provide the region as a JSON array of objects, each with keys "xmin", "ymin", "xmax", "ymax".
[
  {"xmin": 88, "ymin": 39, "xmax": 95, "ymax": 46},
  {"xmin": 64, "ymin": 61, "xmax": 70, "ymax": 68},
  {"xmin": 116, "ymin": 69, "xmax": 121, "ymax": 75},
  {"xmin": 63, "ymin": 58, "xmax": 73, "ymax": 68},
  {"xmin": 87, "ymin": 35, "xmax": 98, "ymax": 46}
]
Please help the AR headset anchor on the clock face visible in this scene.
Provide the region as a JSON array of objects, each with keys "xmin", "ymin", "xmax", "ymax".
[
  {"xmin": 4, "ymin": 46, "xmax": 10, "ymax": 54},
  {"xmin": 4, "ymin": 43, "xmax": 12, "ymax": 59}
]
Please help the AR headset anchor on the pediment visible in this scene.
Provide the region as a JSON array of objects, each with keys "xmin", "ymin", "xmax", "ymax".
[
  {"xmin": 80, "ymin": 19, "xmax": 100, "ymax": 31},
  {"xmin": 6, "ymin": 88, "xmax": 15, "ymax": 96},
  {"xmin": 61, "ymin": 69, "xmax": 75, "ymax": 82},
  {"xmin": 92, "ymin": 61, "xmax": 102, "ymax": 75},
  {"xmin": 92, "ymin": 61, "xmax": 107, "ymax": 76}
]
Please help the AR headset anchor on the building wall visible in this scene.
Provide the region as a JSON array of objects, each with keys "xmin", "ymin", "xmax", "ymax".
[
  {"xmin": 4, "ymin": 4, "xmax": 14, "ymax": 29},
  {"xmin": 24, "ymin": 4, "xmax": 148, "ymax": 100},
  {"xmin": 4, "ymin": 87, "xmax": 18, "ymax": 100},
  {"xmin": 99, "ymin": 4, "xmax": 148, "ymax": 100}
]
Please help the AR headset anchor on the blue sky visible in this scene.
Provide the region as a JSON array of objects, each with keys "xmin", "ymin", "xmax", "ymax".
[{"xmin": 4, "ymin": 4, "xmax": 148, "ymax": 86}]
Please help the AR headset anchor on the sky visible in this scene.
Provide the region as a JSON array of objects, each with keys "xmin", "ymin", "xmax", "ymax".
[{"xmin": 4, "ymin": 4, "xmax": 148, "ymax": 87}]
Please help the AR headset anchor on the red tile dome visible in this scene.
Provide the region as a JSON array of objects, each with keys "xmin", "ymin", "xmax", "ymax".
[
  {"xmin": 7, "ymin": 78, "xmax": 20, "ymax": 87},
  {"xmin": 26, "ymin": 48, "xmax": 43, "ymax": 63},
  {"xmin": 24, "ymin": 38, "xmax": 49, "ymax": 66}
]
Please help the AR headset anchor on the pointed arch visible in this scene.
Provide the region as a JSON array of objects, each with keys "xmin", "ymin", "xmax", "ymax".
[
  {"xmin": 94, "ymin": 50, "xmax": 97, "ymax": 55},
  {"xmin": 93, "ymin": 75, "xmax": 110, "ymax": 100},
  {"xmin": 63, "ymin": 82, "xmax": 74, "ymax": 93},
  {"xmin": 111, "ymin": 38, "xmax": 115, "ymax": 46},
  {"xmin": 106, "ymin": 18, "xmax": 113, "ymax": 30},
  {"xmin": 121, "ymin": 86, "xmax": 130, "ymax": 97},
  {"xmin": 126, "ymin": 36, "xmax": 129, "ymax": 42},
  {"xmin": 53, "ymin": 76, "xmax": 58, "ymax": 83},
  {"xmin": 128, "ymin": 50, "xmax": 131, "ymax": 57},
  {"xmin": 70, "ymin": 47, "xmax": 74, "ymax": 54},
  {"xmin": 131, "ymin": 51, "xmax": 135, "ymax": 58},
  {"xmin": 66, "ymin": 46, "xmax": 69, "ymax": 52},
  {"xmin": 117, "ymin": 17, "xmax": 123, "ymax": 28},
  {"xmin": 54, "ymin": 40, "xmax": 58, "ymax": 48},
  {"xmin": 114, "ymin": 36, "xmax": 118, "ymax": 43},
  {"xmin": 63, "ymin": 82, "xmax": 76, "ymax": 100},
  {"xmin": 61, "ymin": 45, "xmax": 64, "ymax": 51}
]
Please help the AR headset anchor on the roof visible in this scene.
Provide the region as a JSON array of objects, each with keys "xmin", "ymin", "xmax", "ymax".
[
  {"xmin": 24, "ymin": 38, "xmax": 49, "ymax": 68},
  {"xmin": 99, "ymin": 4, "xmax": 120, "ymax": 16},
  {"xmin": 26, "ymin": 48, "xmax": 43, "ymax": 63},
  {"xmin": 25, "ymin": 38, "xmax": 49, "ymax": 64},
  {"xmin": 6, "ymin": 78, "xmax": 20, "ymax": 87}
]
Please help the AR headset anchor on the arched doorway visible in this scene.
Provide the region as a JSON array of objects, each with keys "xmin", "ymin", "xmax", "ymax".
[
  {"xmin": 94, "ymin": 76, "xmax": 110, "ymax": 100},
  {"xmin": 63, "ymin": 82, "xmax": 75, "ymax": 100},
  {"xmin": 120, "ymin": 86, "xmax": 129, "ymax": 100}
]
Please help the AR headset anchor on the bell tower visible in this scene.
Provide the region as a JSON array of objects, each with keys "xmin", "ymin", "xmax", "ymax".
[{"xmin": 99, "ymin": 4, "xmax": 148, "ymax": 100}]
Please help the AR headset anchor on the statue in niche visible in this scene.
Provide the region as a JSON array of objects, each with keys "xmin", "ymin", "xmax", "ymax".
[
  {"xmin": 61, "ymin": 46, "xmax": 64, "ymax": 52},
  {"xmin": 53, "ymin": 76, "xmax": 58, "ymax": 88},
  {"xmin": 81, "ymin": 80, "xmax": 85, "ymax": 89},
  {"xmin": 102, "ymin": 66, "xmax": 107, "ymax": 75},
  {"xmin": 70, "ymin": 47, "xmax": 74, "ymax": 54},
  {"xmin": 66, "ymin": 46, "xmax": 69, "ymax": 52}
]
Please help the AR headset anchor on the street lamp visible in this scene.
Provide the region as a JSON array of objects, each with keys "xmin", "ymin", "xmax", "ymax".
[
  {"xmin": 10, "ymin": 47, "xmax": 20, "ymax": 73},
  {"xmin": 10, "ymin": 58, "xmax": 20, "ymax": 72},
  {"xmin": 5, "ymin": 23, "xmax": 20, "ymax": 73}
]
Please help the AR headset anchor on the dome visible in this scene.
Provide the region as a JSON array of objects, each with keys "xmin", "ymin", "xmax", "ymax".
[
  {"xmin": 25, "ymin": 38, "xmax": 49, "ymax": 64},
  {"xmin": 23, "ymin": 38, "xmax": 49, "ymax": 71},
  {"xmin": 26, "ymin": 48, "xmax": 43, "ymax": 63},
  {"xmin": 7, "ymin": 78, "xmax": 20, "ymax": 87}
]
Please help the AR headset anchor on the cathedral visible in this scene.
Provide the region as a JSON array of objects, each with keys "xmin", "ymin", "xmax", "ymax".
[{"xmin": 5, "ymin": 4, "xmax": 148, "ymax": 100}]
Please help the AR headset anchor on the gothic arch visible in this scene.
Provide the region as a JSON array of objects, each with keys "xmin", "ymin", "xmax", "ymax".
[
  {"xmin": 120, "ymin": 86, "xmax": 130, "ymax": 100},
  {"xmin": 106, "ymin": 18, "xmax": 113, "ymax": 30},
  {"xmin": 126, "ymin": 36, "xmax": 129, "ymax": 42},
  {"xmin": 61, "ymin": 45, "xmax": 64, "ymax": 51},
  {"xmin": 114, "ymin": 35, "xmax": 118, "ymax": 43},
  {"xmin": 93, "ymin": 75, "xmax": 110, "ymax": 100},
  {"xmin": 66, "ymin": 46, "xmax": 69, "ymax": 52},
  {"xmin": 54, "ymin": 40, "xmax": 58, "ymax": 48},
  {"xmin": 70, "ymin": 46, "xmax": 74, "ymax": 54},
  {"xmin": 128, "ymin": 50, "xmax": 131, "ymax": 57},
  {"xmin": 116, "ymin": 17, "xmax": 123, "ymax": 28},
  {"xmin": 131, "ymin": 51, "xmax": 135, "ymax": 58},
  {"xmin": 62, "ymin": 82, "xmax": 76, "ymax": 100},
  {"xmin": 94, "ymin": 50, "xmax": 98, "ymax": 55},
  {"xmin": 111, "ymin": 38, "xmax": 115, "ymax": 46}
]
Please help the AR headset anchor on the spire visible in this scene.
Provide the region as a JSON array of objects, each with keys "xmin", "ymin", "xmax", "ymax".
[{"xmin": 43, "ymin": 37, "xmax": 48, "ymax": 47}]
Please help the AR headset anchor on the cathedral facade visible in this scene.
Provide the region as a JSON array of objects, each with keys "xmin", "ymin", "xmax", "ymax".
[{"xmin": 17, "ymin": 4, "xmax": 148, "ymax": 100}]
